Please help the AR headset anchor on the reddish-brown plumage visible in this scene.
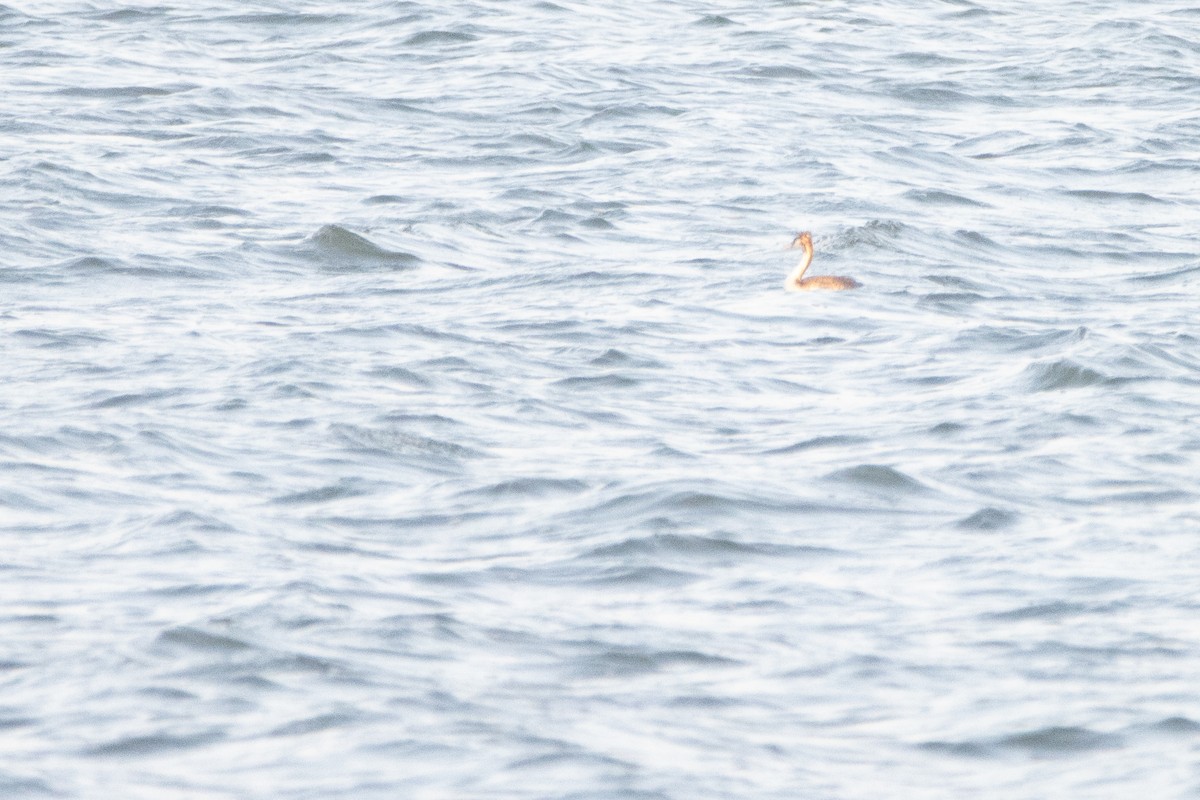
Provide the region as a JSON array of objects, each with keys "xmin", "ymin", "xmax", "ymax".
[{"xmin": 785, "ymin": 231, "xmax": 861, "ymax": 291}]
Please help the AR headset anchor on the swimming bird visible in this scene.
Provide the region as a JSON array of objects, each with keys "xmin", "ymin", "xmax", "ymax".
[{"xmin": 785, "ymin": 232, "xmax": 861, "ymax": 291}]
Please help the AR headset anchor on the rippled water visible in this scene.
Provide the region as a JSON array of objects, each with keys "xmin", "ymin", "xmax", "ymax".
[{"xmin": 4, "ymin": 1, "xmax": 1200, "ymax": 797}]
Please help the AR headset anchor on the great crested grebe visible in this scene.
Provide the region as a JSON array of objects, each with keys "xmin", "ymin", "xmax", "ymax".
[{"xmin": 784, "ymin": 231, "xmax": 861, "ymax": 291}]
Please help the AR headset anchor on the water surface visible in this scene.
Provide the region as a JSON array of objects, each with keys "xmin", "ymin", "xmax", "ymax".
[{"xmin": 3, "ymin": 1, "xmax": 1200, "ymax": 797}]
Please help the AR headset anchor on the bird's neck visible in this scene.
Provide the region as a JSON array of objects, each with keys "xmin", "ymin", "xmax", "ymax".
[{"xmin": 787, "ymin": 245, "xmax": 813, "ymax": 285}]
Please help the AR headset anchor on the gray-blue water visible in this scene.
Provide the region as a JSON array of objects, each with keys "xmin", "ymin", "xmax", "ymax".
[{"xmin": 4, "ymin": 1, "xmax": 1200, "ymax": 797}]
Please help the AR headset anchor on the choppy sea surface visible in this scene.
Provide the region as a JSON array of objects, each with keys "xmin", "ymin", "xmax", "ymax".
[{"xmin": 4, "ymin": 1, "xmax": 1200, "ymax": 797}]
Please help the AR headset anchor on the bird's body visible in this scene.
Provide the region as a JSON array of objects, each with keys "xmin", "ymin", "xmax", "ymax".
[
  {"xmin": 784, "ymin": 232, "xmax": 860, "ymax": 291},
  {"xmin": 792, "ymin": 274, "xmax": 861, "ymax": 290}
]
